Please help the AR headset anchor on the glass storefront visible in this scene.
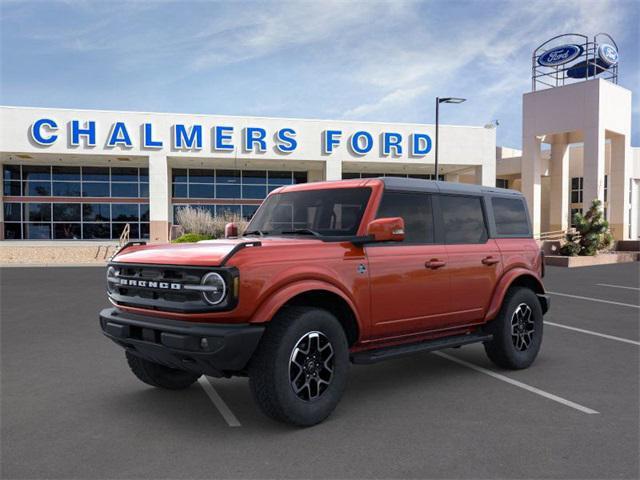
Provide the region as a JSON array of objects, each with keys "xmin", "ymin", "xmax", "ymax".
[
  {"xmin": 3, "ymin": 164, "xmax": 149, "ymax": 240},
  {"xmin": 172, "ymin": 168, "xmax": 307, "ymax": 221},
  {"xmin": 342, "ymin": 172, "xmax": 444, "ymax": 180}
]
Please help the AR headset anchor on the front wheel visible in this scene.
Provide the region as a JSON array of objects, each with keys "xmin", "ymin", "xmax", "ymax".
[
  {"xmin": 484, "ymin": 287, "xmax": 544, "ymax": 370},
  {"xmin": 248, "ymin": 307, "xmax": 349, "ymax": 427}
]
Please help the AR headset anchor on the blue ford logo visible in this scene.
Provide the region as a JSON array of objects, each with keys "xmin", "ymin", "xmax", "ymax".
[
  {"xmin": 598, "ymin": 44, "xmax": 618, "ymax": 66},
  {"xmin": 538, "ymin": 44, "xmax": 583, "ymax": 67}
]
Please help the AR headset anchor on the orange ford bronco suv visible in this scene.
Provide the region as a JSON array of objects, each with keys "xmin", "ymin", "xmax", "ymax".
[{"xmin": 100, "ymin": 178, "xmax": 549, "ymax": 426}]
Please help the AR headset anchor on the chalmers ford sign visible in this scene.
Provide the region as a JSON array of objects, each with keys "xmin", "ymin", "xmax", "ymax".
[{"xmin": 29, "ymin": 118, "xmax": 434, "ymax": 157}]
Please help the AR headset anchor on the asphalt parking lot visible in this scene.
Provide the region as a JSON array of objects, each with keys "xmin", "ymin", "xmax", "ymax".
[{"xmin": 1, "ymin": 263, "xmax": 639, "ymax": 479}]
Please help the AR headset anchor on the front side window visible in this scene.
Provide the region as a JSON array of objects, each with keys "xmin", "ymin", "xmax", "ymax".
[
  {"xmin": 440, "ymin": 195, "xmax": 487, "ymax": 244},
  {"xmin": 376, "ymin": 191, "xmax": 434, "ymax": 244},
  {"xmin": 492, "ymin": 197, "xmax": 530, "ymax": 236},
  {"xmin": 246, "ymin": 187, "xmax": 371, "ymax": 237}
]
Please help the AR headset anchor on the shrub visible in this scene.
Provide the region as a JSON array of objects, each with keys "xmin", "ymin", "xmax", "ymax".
[
  {"xmin": 175, "ymin": 206, "xmax": 249, "ymax": 239},
  {"xmin": 560, "ymin": 199, "xmax": 613, "ymax": 256},
  {"xmin": 173, "ymin": 233, "xmax": 214, "ymax": 243}
]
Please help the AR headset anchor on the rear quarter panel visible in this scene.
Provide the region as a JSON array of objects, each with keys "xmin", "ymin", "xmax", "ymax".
[
  {"xmin": 483, "ymin": 238, "xmax": 544, "ymax": 321},
  {"xmin": 496, "ymin": 238, "xmax": 541, "ymax": 273}
]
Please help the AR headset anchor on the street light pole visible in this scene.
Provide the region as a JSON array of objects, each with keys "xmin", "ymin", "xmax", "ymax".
[
  {"xmin": 434, "ymin": 96, "xmax": 466, "ymax": 180},
  {"xmin": 435, "ymin": 97, "xmax": 440, "ymax": 181}
]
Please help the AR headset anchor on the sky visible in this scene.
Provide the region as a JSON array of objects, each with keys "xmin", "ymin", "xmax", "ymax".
[{"xmin": 1, "ymin": 0, "xmax": 638, "ymax": 148}]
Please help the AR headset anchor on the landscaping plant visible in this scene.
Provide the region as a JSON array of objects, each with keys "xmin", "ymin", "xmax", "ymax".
[
  {"xmin": 560, "ymin": 199, "xmax": 613, "ymax": 256},
  {"xmin": 174, "ymin": 206, "xmax": 248, "ymax": 242}
]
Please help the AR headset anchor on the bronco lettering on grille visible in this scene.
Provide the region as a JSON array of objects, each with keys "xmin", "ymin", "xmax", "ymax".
[{"xmin": 118, "ymin": 278, "xmax": 182, "ymax": 290}]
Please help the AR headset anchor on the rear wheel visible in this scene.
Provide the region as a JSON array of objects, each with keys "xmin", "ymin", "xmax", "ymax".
[
  {"xmin": 484, "ymin": 287, "xmax": 543, "ymax": 370},
  {"xmin": 126, "ymin": 351, "xmax": 200, "ymax": 390},
  {"xmin": 248, "ymin": 307, "xmax": 349, "ymax": 427}
]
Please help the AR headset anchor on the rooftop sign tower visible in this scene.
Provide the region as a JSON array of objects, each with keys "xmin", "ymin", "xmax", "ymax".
[
  {"xmin": 532, "ymin": 33, "xmax": 619, "ymax": 91},
  {"xmin": 522, "ymin": 33, "xmax": 632, "ymax": 240}
]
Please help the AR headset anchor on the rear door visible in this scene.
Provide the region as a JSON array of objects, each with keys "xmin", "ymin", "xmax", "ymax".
[
  {"xmin": 366, "ymin": 190, "xmax": 451, "ymax": 340},
  {"xmin": 438, "ymin": 194, "xmax": 502, "ymax": 325}
]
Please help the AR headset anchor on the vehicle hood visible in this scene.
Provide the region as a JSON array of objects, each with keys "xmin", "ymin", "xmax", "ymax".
[{"xmin": 112, "ymin": 237, "xmax": 323, "ymax": 267}]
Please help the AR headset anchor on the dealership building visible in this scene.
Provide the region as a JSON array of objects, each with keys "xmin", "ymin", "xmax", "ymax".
[
  {"xmin": 0, "ymin": 34, "xmax": 638, "ymax": 244},
  {"xmin": 0, "ymin": 107, "xmax": 496, "ymax": 243}
]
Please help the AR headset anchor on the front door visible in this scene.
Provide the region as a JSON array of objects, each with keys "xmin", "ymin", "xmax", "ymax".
[{"xmin": 366, "ymin": 190, "xmax": 451, "ymax": 340}]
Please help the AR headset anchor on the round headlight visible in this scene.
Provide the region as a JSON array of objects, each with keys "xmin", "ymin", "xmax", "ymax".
[
  {"xmin": 201, "ymin": 272, "xmax": 226, "ymax": 305},
  {"xmin": 106, "ymin": 266, "xmax": 117, "ymax": 294}
]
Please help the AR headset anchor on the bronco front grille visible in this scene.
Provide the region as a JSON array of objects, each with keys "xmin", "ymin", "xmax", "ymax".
[{"xmin": 107, "ymin": 263, "xmax": 238, "ymax": 313}]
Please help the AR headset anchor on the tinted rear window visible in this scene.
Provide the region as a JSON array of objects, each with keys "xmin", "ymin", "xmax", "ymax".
[
  {"xmin": 440, "ymin": 195, "xmax": 487, "ymax": 244},
  {"xmin": 376, "ymin": 191, "xmax": 434, "ymax": 243},
  {"xmin": 492, "ymin": 197, "xmax": 530, "ymax": 236}
]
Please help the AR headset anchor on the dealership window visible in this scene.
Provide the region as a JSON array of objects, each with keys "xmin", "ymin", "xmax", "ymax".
[
  {"xmin": 2, "ymin": 164, "xmax": 149, "ymax": 240},
  {"xmin": 173, "ymin": 203, "xmax": 260, "ymax": 222},
  {"xmin": 496, "ymin": 179, "xmax": 509, "ymax": 189},
  {"xmin": 2, "ymin": 165, "xmax": 149, "ymax": 199},
  {"xmin": 603, "ymin": 175, "xmax": 609, "ymax": 220},
  {"xmin": 569, "ymin": 175, "xmax": 608, "ymax": 222},
  {"xmin": 171, "ymin": 168, "xmax": 307, "ymax": 221},
  {"xmin": 3, "ymin": 201, "xmax": 149, "ymax": 240},
  {"xmin": 342, "ymin": 172, "xmax": 444, "ymax": 181},
  {"xmin": 570, "ymin": 177, "xmax": 583, "ymax": 203}
]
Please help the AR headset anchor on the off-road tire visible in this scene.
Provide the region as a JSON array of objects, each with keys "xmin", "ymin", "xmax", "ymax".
[
  {"xmin": 248, "ymin": 307, "xmax": 349, "ymax": 427},
  {"xmin": 126, "ymin": 351, "xmax": 200, "ymax": 390},
  {"xmin": 484, "ymin": 287, "xmax": 543, "ymax": 370}
]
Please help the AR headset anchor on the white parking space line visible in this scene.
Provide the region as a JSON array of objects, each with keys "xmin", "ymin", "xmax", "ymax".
[
  {"xmin": 434, "ymin": 352, "xmax": 599, "ymax": 415},
  {"xmin": 547, "ymin": 291, "xmax": 640, "ymax": 309},
  {"xmin": 596, "ymin": 283, "xmax": 640, "ymax": 291},
  {"xmin": 198, "ymin": 376, "xmax": 242, "ymax": 427},
  {"xmin": 545, "ymin": 321, "xmax": 640, "ymax": 346}
]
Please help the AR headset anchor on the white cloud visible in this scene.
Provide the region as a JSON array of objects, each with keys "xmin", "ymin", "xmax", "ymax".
[{"xmin": 338, "ymin": 0, "xmax": 629, "ymax": 122}]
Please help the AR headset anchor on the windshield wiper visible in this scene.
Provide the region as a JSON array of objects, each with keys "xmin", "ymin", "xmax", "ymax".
[
  {"xmin": 243, "ymin": 229, "xmax": 269, "ymax": 237},
  {"xmin": 280, "ymin": 228, "xmax": 323, "ymax": 238}
]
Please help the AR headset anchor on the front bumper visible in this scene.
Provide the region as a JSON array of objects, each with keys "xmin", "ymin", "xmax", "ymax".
[{"xmin": 99, "ymin": 307, "xmax": 264, "ymax": 377}]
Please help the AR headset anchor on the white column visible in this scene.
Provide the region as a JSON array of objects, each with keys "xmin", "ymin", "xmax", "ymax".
[
  {"xmin": 609, "ymin": 134, "xmax": 631, "ymax": 240},
  {"xmin": 582, "ymin": 126, "xmax": 606, "ymax": 210},
  {"xmin": 549, "ymin": 135, "xmax": 570, "ymax": 232},
  {"xmin": 324, "ymin": 159, "xmax": 342, "ymax": 181},
  {"xmin": 522, "ymin": 135, "xmax": 543, "ymax": 236},
  {"xmin": 148, "ymin": 153, "xmax": 171, "ymax": 243},
  {"xmin": 474, "ymin": 162, "xmax": 495, "ymax": 187}
]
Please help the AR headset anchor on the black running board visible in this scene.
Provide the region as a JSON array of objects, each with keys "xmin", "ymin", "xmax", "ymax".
[{"xmin": 350, "ymin": 332, "xmax": 492, "ymax": 365}]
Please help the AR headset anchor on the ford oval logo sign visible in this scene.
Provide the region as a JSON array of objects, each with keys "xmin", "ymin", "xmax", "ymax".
[
  {"xmin": 598, "ymin": 44, "xmax": 618, "ymax": 66},
  {"xmin": 538, "ymin": 44, "xmax": 583, "ymax": 67}
]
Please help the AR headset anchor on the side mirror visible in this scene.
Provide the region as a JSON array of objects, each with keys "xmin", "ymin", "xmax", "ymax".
[
  {"xmin": 225, "ymin": 222, "xmax": 239, "ymax": 239},
  {"xmin": 366, "ymin": 217, "xmax": 405, "ymax": 242}
]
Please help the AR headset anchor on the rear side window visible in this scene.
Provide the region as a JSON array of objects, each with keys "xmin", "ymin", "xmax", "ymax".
[
  {"xmin": 376, "ymin": 191, "xmax": 434, "ymax": 243},
  {"xmin": 492, "ymin": 197, "xmax": 530, "ymax": 236},
  {"xmin": 440, "ymin": 195, "xmax": 487, "ymax": 244}
]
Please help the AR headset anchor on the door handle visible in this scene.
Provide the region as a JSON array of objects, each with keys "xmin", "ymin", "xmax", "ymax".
[
  {"xmin": 425, "ymin": 259, "xmax": 446, "ymax": 269},
  {"xmin": 482, "ymin": 256, "xmax": 500, "ymax": 266}
]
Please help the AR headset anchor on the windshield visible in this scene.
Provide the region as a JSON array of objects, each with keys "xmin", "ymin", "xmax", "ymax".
[{"xmin": 246, "ymin": 187, "xmax": 372, "ymax": 237}]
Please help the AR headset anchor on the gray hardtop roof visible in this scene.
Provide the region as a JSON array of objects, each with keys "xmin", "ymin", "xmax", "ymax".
[{"xmin": 380, "ymin": 177, "xmax": 523, "ymax": 197}]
